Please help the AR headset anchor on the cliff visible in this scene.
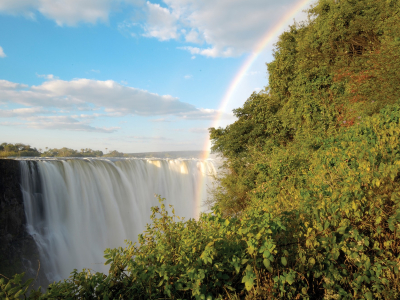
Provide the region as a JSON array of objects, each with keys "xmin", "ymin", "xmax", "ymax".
[{"xmin": 0, "ymin": 159, "xmax": 47, "ymax": 287}]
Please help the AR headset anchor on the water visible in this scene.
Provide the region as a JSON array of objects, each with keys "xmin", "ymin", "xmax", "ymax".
[{"xmin": 19, "ymin": 158, "xmax": 216, "ymax": 281}]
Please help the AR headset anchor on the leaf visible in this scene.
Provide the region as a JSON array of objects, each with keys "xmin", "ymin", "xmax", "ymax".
[
  {"xmin": 13, "ymin": 289, "xmax": 23, "ymax": 298},
  {"xmin": 263, "ymin": 259, "xmax": 271, "ymax": 268},
  {"xmin": 286, "ymin": 273, "xmax": 295, "ymax": 285},
  {"xmin": 281, "ymin": 257, "xmax": 287, "ymax": 266},
  {"xmin": 263, "ymin": 250, "xmax": 271, "ymax": 258}
]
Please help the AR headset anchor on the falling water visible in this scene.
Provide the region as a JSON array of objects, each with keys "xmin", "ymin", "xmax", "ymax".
[{"xmin": 19, "ymin": 158, "xmax": 216, "ymax": 281}]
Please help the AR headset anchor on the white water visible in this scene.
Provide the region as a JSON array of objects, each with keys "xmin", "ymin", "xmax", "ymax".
[{"xmin": 19, "ymin": 158, "xmax": 216, "ymax": 281}]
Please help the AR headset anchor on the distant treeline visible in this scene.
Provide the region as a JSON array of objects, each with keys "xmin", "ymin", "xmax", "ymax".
[{"xmin": 0, "ymin": 143, "xmax": 124, "ymax": 158}]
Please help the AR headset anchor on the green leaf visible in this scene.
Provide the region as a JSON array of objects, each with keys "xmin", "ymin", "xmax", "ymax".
[
  {"xmin": 365, "ymin": 292, "xmax": 373, "ymax": 300},
  {"xmin": 263, "ymin": 250, "xmax": 271, "ymax": 258},
  {"xmin": 13, "ymin": 289, "xmax": 23, "ymax": 298},
  {"xmin": 281, "ymin": 257, "xmax": 287, "ymax": 266},
  {"xmin": 244, "ymin": 280, "xmax": 254, "ymax": 291},
  {"xmin": 263, "ymin": 259, "xmax": 270, "ymax": 268},
  {"xmin": 286, "ymin": 273, "xmax": 295, "ymax": 285}
]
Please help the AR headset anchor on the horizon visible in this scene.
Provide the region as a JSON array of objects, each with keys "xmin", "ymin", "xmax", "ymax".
[{"xmin": 0, "ymin": 0, "xmax": 311, "ymax": 153}]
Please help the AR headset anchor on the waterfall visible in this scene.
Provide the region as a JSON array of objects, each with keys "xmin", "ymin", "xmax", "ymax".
[{"xmin": 19, "ymin": 158, "xmax": 216, "ymax": 282}]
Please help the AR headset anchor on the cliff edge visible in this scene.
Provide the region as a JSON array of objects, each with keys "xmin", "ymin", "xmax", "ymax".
[{"xmin": 0, "ymin": 159, "xmax": 46, "ymax": 287}]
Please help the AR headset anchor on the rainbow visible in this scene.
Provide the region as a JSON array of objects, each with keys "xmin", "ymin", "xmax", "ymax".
[{"xmin": 195, "ymin": 0, "xmax": 315, "ymax": 218}]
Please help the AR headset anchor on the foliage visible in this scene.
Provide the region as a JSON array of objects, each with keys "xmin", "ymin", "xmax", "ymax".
[
  {"xmin": 41, "ymin": 147, "xmax": 104, "ymax": 157},
  {"xmin": 210, "ymin": 0, "xmax": 400, "ymax": 214},
  {"xmin": 0, "ymin": 143, "xmax": 40, "ymax": 157},
  {"xmin": 103, "ymin": 150, "xmax": 124, "ymax": 157},
  {"xmin": 0, "ymin": 144, "xmax": 108, "ymax": 158}
]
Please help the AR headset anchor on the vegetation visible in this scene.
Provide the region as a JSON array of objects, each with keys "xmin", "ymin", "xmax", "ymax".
[
  {"xmin": 0, "ymin": 143, "xmax": 40, "ymax": 157},
  {"xmin": 41, "ymin": 148, "xmax": 104, "ymax": 157},
  {"xmin": 0, "ymin": 143, "xmax": 123, "ymax": 158},
  {"xmin": 2, "ymin": 0, "xmax": 400, "ymax": 298}
]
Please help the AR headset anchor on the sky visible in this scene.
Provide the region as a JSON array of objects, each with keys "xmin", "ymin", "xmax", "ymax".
[{"xmin": 0, "ymin": 0, "xmax": 313, "ymax": 153}]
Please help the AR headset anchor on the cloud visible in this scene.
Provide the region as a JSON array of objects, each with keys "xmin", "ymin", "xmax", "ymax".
[
  {"xmin": 178, "ymin": 46, "xmax": 233, "ymax": 58},
  {"xmin": 0, "ymin": 78, "xmax": 202, "ymax": 116},
  {"xmin": 36, "ymin": 73, "xmax": 58, "ymax": 80},
  {"xmin": 1, "ymin": 0, "xmax": 307, "ymax": 56},
  {"xmin": 150, "ymin": 118, "xmax": 173, "ymax": 122},
  {"xmin": 25, "ymin": 115, "xmax": 119, "ymax": 133},
  {"xmin": 184, "ymin": 74, "xmax": 192, "ymax": 79},
  {"xmin": 176, "ymin": 108, "xmax": 218, "ymax": 120},
  {"xmin": 0, "ymin": 78, "xmax": 219, "ymax": 121},
  {"xmin": 128, "ymin": 135, "xmax": 170, "ymax": 140},
  {"xmin": 0, "ymin": 46, "xmax": 6, "ymax": 58},
  {"xmin": 0, "ymin": 80, "xmax": 28, "ymax": 90},
  {"xmin": 0, "ymin": 108, "xmax": 118, "ymax": 132},
  {"xmin": 144, "ymin": 0, "xmax": 307, "ymax": 57},
  {"xmin": 184, "ymin": 29, "xmax": 201, "ymax": 44},
  {"xmin": 0, "ymin": 0, "xmax": 145, "ymax": 26},
  {"xmin": 142, "ymin": 1, "xmax": 179, "ymax": 40},
  {"xmin": 0, "ymin": 107, "xmax": 51, "ymax": 118}
]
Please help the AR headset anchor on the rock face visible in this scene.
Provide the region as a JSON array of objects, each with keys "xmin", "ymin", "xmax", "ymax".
[{"xmin": 0, "ymin": 159, "xmax": 47, "ymax": 288}]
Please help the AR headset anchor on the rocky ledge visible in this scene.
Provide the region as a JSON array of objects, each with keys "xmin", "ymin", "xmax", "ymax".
[{"xmin": 0, "ymin": 159, "xmax": 47, "ymax": 288}]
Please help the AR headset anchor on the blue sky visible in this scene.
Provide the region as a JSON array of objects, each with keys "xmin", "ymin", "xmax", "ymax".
[{"xmin": 0, "ymin": 0, "xmax": 309, "ymax": 153}]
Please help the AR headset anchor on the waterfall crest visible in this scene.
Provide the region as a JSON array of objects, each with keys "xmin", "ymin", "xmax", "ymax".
[{"xmin": 19, "ymin": 158, "xmax": 216, "ymax": 281}]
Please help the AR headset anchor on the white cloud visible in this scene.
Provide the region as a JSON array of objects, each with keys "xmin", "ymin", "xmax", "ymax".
[
  {"xmin": 184, "ymin": 29, "xmax": 201, "ymax": 43},
  {"xmin": 0, "ymin": 107, "xmax": 51, "ymax": 117},
  {"xmin": 0, "ymin": 78, "xmax": 217, "ymax": 118},
  {"xmin": 0, "ymin": 0, "xmax": 145, "ymax": 26},
  {"xmin": 0, "ymin": 46, "xmax": 6, "ymax": 58},
  {"xmin": 184, "ymin": 74, "xmax": 192, "ymax": 79},
  {"xmin": 0, "ymin": 0, "xmax": 37, "ymax": 18},
  {"xmin": 0, "ymin": 0, "xmax": 308, "ymax": 57},
  {"xmin": 142, "ymin": 1, "xmax": 179, "ymax": 40},
  {"xmin": 0, "ymin": 80, "xmax": 28, "ymax": 90},
  {"xmin": 25, "ymin": 115, "xmax": 119, "ymax": 133},
  {"xmin": 128, "ymin": 135, "xmax": 170, "ymax": 140},
  {"xmin": 178, "ymin": 46, "xmax": 233, "ymax": 58},
  {"xmin": 145, "ymin": 0, "xmax": 308, "ymax": 57},
  {"xmin": 0, "ymin": 107, "xmax": 118, "ymax": 133},
  {"xmin": 150, "ymin": 118, "xmax": 172, "ymax": 122},
  {"xmin": 36, "ymin": 73, "xmax": 58, "ymax": 80},
  {"xmin": 176, "ymin": 108, "xmax": 218, "ymax": 120}
]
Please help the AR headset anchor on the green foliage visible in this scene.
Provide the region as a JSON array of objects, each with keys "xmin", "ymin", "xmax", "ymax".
[
  {"xmin": 210, "ymin": 0, "xmax": 400, "ymax": 214},
  {"xmin": 0, "ymin": 143, "xmax": 40, "ymax": 157},
  {"xmin": 41, "ymin": 147, "xmax": 104, "ymax": 157},
  {"xmin": 103, "ymin": 150, "xmax": 124, "ymax": 157},
  {"xmin": 0, "ymin": 273, "xmax": 36, "ymax": 299},
  {"xmin": 0, "ymin": 144, "xmax": 107, "ymax": 158}
]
